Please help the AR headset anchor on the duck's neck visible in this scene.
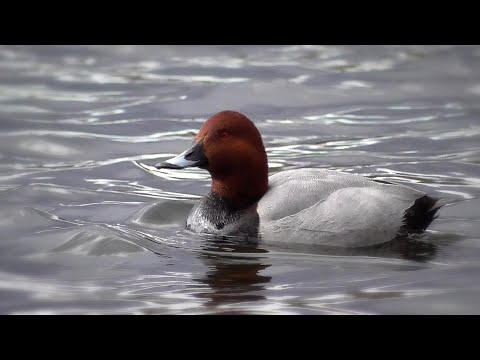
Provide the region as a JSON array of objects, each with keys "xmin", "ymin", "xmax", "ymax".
[{"xmin": 211, "ymin": 168, "xmax": 268, "ymax": 210}]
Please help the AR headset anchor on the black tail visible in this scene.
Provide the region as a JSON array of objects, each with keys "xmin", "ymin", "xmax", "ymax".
[{"xmin": 401, "ymin": 195, "xmax": 444, "ymax": 235}]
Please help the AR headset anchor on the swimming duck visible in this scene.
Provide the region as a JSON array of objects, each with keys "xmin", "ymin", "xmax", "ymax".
[{"xmin": 155, "ymin": 110, "xmax": 443, "ymax": 247}]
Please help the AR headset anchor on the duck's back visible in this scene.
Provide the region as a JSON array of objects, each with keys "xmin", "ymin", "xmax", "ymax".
[{"xmin": 257, "ymin": 169, "xmax": 442, "ymax": 247}]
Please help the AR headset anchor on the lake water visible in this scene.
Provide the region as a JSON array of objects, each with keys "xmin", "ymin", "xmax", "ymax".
[{"xmin": 1, "ymin": 45, "xmax": 480, "ymax": 314}]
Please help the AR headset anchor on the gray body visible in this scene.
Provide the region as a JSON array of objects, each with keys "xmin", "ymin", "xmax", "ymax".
[{"xmin": 186, "ymin": 169, "xmax": 439, "ymax": 247}]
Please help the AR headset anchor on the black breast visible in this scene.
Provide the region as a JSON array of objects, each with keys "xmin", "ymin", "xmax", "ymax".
[{"xmin": 186, "ymin": 192, "xmax": 260, "ymax": 240}]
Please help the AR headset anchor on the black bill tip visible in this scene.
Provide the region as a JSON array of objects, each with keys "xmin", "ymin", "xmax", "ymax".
[{"xmin": 155, "ymin": 162, "xmax": 183, "ymax": 169}]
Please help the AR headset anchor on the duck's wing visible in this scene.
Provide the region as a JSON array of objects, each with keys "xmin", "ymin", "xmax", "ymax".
[
  {"xmin": 257, "ymin": 169, "xmax": 443, "ymax": 247},
  {"xmin": 260, "ymin": 168, "xmax": 424, "ymax": 221}
]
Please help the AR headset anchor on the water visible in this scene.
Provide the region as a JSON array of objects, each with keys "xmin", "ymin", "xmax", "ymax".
[{"xmin": 1, "ymin": 45, "xmax": 480, "ymax": 314}]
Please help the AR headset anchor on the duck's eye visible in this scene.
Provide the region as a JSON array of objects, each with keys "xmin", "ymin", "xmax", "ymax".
[{"xmin": 219, "ymin": 131, "xmax": 229, "ymax": 138}]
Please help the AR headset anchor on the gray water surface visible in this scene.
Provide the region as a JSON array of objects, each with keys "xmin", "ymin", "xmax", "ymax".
[{"xmin": 1, "ymin": 45, "xmax": 479, "ymax": 314}]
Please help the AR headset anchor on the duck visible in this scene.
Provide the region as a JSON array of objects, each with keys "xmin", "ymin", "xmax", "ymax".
[{"xmin": 155, "ymin": 110, "xmax": 444, "ymax": 248}]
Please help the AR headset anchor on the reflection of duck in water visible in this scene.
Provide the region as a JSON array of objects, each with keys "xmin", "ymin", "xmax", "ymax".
[
  {"xmin": 194, "ymin": 242, "xmax": 272, "ymax": 307},
  {"xmin": 155, "ymin": 110, "xmax": 445, "ymax": 248},
  {"xmin": 191, "ymin": 235, "xmax": 442, "ymax": 310}
]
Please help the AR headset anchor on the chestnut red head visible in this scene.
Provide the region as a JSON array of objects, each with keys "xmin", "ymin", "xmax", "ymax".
[{"xmin": 156, "ymin": 110, "xmax": 269, "ymax": 208}]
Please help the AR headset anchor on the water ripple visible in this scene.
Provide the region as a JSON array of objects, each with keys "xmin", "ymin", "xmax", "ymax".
[{"xmin": 1, "ymin": 45, "xmax": 480, "ymax": 314}]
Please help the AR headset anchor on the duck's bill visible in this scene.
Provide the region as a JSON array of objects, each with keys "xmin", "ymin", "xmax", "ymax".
[{"xmin": 155, "ymin": 140, "xmax": 208, "ymax": 169}]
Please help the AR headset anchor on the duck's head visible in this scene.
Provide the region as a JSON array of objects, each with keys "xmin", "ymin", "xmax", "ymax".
[{"xmin": 156, "ymin": 110, "xmax": 268, "ymax": 208}]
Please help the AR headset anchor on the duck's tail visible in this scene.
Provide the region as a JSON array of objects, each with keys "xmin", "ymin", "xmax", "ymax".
[{"xmin": 401, "ymin": 195, "xmax": 445, "ymax": 234}]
